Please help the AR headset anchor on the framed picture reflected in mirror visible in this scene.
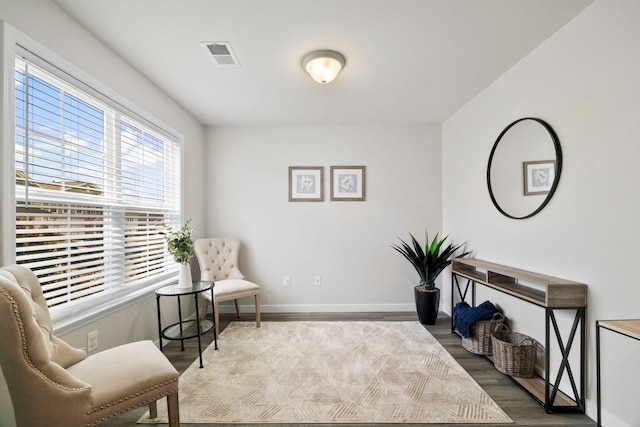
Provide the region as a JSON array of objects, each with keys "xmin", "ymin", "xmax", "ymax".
[{"xmin": 523, "ymin": 160, "xmax": 555, "ymax": 196}]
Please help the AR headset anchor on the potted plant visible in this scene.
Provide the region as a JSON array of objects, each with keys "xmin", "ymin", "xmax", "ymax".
[
  {"xmin": 163, "ymin": 218, "xmax": 195, "ymax": 288},
  {"xmin": 392, "ymin": 229, "xmax": 469, "ymax": 325}
]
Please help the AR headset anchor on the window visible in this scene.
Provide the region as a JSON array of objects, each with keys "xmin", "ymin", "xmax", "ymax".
[{"xmin": 10, "ymin": 53, "xmax": 181, "ymax": 318}]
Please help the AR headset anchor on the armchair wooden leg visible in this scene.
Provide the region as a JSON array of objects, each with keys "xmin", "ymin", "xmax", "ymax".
[
  {"xmin": 214, "ymin": 301, "xmax": 220, "ymax": 337},
  {"xmin": 255, "ymin": 294, "xmax": 261, "ymax": 328},
  {"xmin": 234, "ymin": 299, "xmax": 241, "ymax": 318},
  {"xmin": 149, "ymin": 400, "xmax": 158, "ymax": 419},
  {"xmin": 200, "ymin": 298, "xmax": 210, "ymax": 321},
  {"xmin": 167, "ymin": 392, "xmax": 180, "ymax": 427}
]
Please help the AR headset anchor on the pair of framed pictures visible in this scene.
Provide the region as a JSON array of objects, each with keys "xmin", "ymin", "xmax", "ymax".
[{"xmin": 289, "ymin": 166, "xmax": 365, "ymax": 202}]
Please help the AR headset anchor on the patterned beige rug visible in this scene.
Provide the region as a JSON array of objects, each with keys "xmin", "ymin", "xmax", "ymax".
[{"xmin": 138, "ymin": 321, "xmax": 512, "ymax": 424}]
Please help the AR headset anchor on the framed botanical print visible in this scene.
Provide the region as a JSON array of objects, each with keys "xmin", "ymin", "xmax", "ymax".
[
  {"xmin": 288, "ymin": 166, "xmax": 324, "ymax": 201},
  {"xmin": 523, "ymin": 160, "xmax": 555, "ymax": 196},
  {"xmin": 330, "ymin": 166, "xmax": 366, "ymax": 201}
]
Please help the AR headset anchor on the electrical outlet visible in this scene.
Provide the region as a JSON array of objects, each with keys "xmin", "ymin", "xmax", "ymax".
[
  {"xmin": 284, "ymin": 276, "xmax": 291, "ymax": 287},
  {"xmin": 87, "ymin": 330, "xmax": 98, "ymax": 353},
  {"xmin": 314, "ymin": 275, "xmax": 321, "ymax": 286}
]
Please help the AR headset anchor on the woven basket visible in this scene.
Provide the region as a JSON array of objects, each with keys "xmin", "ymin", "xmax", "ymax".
[
  {"xmin": 491, "ymin": 324, "xmax": 535, "ymax": 378},
  {"xmin": 460, "ymin": 312, "xmax": 505, "ymax": 355}
]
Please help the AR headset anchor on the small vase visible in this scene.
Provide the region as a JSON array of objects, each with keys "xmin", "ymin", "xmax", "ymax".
[{"xmin": 178, "ymin": 263, "xmax": 192, "ymax": 289}]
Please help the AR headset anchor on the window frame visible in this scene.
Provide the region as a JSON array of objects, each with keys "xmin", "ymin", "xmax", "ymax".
[{"xmin": 1, "ymin": 21, "xmax": 185, "ymax": 335}]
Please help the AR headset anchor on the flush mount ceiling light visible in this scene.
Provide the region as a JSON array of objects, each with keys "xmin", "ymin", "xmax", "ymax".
[{"xmin": 302, "ymin": 50, "xmax": 346, "ymax": 85}]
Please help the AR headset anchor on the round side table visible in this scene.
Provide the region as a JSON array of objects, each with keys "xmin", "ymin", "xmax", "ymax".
[{"xmin": 155, "ymin": 281, "xmax": 217, "ymax": 368}]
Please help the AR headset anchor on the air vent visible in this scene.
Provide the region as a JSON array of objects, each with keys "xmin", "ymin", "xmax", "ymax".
[{"xmin": 201, "ymin": 41, "xmax": 240, "ymax": 67}]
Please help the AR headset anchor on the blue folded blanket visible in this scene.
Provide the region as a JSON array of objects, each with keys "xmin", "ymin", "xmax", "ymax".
[{"xmin": 453, "ymin": 300, "xmax": 497, "ymax": 338}]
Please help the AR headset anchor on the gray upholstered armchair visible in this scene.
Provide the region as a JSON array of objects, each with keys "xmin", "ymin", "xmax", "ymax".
[
  {"xmin": 194, "ymin": 238, "xmax": 261, "ymax": 336},
  {"xmin": 0, "ymin": 264, "xmax": 180, "ymax": 427}
]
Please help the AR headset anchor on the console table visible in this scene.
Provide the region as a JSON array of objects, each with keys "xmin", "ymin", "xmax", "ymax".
[
  {"xmin": 596, "ymin": 319, "xmax": 640, "ymax": 426},
  {"xmin": 451, "ymin": 258, "xmax": 587, "ymax": 413}
]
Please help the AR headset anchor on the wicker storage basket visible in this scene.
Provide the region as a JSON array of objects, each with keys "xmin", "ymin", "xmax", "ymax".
[
  {"xmin": 491, "ymin": 324, "xmax": 535, "ymax": 378},
  {"xmin": 460, "ymin": 312, "xmax": 505, "ymax": 355}
]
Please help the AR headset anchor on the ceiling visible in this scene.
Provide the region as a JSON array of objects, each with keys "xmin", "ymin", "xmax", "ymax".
[{"xmin": 51, "ymin": 0, "xmax": 593, "ymax": 126}]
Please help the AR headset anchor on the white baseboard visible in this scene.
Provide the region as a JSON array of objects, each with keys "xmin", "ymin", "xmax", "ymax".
[
  {"xmin": 155, "ymin": 304, "xmax": 415, "ymax": 347},
  {"xmin": 600, "ymin": 408, "xmax": 631, "ymax": 427},
  {"xmin": 216, "ymin": 303, "xmax": 415, "ymax": 314}
]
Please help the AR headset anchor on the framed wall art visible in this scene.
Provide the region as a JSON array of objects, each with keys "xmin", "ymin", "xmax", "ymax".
[
  {"xmin": 523, "ymin": 160, "xmax": 555, "ymax": 196},
  {"xmin": 288, "ymin": 166, "xmax": 324, "ymax": 201},
  {"xmin": 330, "ymin": 166, "xmax": 366, "ymax": 201}
]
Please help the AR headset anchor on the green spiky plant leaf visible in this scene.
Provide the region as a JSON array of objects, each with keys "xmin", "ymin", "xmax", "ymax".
[{"xmin": 391, "ymin": 229, "xmax": 469, "ymax": 290}]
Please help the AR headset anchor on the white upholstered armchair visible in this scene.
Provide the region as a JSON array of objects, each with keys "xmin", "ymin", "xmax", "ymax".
[
  {"xmin": 0, "ymin": 264, "xmax": 180, "ymax": 427},
  {"xmin": 194, "ymin": 238, "xmax": 261, "ymax": 336}
]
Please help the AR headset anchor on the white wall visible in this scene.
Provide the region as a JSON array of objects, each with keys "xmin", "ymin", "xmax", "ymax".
[
  {"xmin": 204, "ymin": 124, "xmax": 442, "ymax": 311},
  {"xmin": 442, "ymin": 1, "xmax": 640, "ymax": 425},
  {"xmin": 0, "ymin": 1, "xmax": 205, "ymax": 425}
]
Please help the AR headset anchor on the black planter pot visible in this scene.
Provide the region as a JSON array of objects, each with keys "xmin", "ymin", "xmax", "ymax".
[{"xmin": 414, "ymin": 286, "xmax": 440, "ymax": 325}]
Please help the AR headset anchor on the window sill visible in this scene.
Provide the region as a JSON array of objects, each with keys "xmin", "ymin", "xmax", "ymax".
[{"xmin": 52, "ymin": 275, "xmax": 177, "ymax": 336}]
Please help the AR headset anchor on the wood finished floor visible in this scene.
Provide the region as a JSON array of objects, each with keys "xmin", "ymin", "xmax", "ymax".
[{"xmin": 101, "ymin": 311, "xmax": 596, "ymax": 426}]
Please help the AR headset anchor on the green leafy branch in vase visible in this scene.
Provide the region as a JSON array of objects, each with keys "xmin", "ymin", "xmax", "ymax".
[{"xmin": 163, "ymin": 218, "xmax": 194, "ymax": 264}]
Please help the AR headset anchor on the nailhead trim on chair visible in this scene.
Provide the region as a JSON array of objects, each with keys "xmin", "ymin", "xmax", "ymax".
[
  {"xmin": 0, "ymin": 288, "xmax": 90, "ymax": 392},
  {"xmin": 3, "ymin": 285, "xmax": 92, "ymax": 427},
  {"xmin": 4, "ymin": 282, "xmax": 179, "ymax": 427},
  {"xmin": 87, "ymin": 379, "xmax": 178, "ymax": 425}
]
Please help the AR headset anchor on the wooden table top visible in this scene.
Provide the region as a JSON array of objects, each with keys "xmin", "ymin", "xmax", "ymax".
[{"xmin": 598, "ymin": 319, "xmax": 640, "ymax": 340}]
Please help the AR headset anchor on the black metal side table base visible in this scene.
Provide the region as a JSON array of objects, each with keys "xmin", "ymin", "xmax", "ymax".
[{"xmin": 156, "ymin": 281, "xmax": 217, "ymax": 368}]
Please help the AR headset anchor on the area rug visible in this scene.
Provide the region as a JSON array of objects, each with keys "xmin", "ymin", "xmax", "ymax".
[{"xmin": 138, "ymin": 321, "xmax": 512, "ymax": 424}]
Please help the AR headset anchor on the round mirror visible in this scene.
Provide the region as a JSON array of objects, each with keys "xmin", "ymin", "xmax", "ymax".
[{"xmin": 487, "ymin": 118, "xmax": 562, "ymax": 219}]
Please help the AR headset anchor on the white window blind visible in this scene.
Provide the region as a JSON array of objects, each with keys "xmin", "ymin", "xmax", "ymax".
[{"xmin": 14, "ymin": 55, "xmax": 181, "ymax": 309}]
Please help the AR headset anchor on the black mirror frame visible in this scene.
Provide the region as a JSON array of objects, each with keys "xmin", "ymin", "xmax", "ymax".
[{"xmin": 487, "ymin": 117, "xmax": 563, "ymax": 220}]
